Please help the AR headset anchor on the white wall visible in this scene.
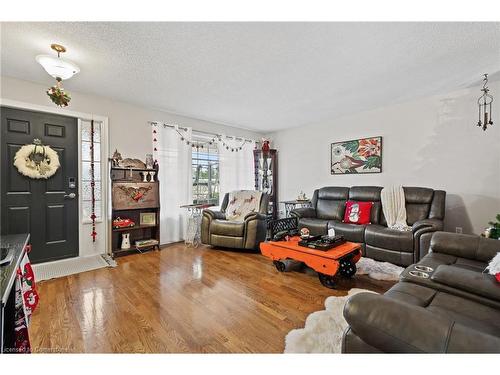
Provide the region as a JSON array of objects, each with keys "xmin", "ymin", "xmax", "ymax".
[
  {"xmin": 0, "ymin": 76, "xmax": 262, "ymax": 158},
  {"xmin": 268, "ymin": 82, "xmax": 500, "ymax": 235}
]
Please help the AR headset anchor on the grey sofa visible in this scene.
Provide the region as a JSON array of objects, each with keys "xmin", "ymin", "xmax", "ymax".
[
  {"xmin": 291, "ymin": 186, "xmax": 446, "ymax": 266},
  {"xmin": 342, "ymin": 232, "xmax": 500, "ymax": 353},
  {"xmin": 201, "ymin": 192, "xmax": 269, "ymax": 250}
]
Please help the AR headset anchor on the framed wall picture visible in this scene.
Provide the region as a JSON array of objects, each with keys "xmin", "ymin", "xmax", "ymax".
[
  {"xmin": 112, "ymin": 182, "xmax": 159, "ymax": 210},
  {"xmin": 139, "ymin": 212, "xmax": 156, "ymax": 226},
  {"xmin": 331, "ymin": 136, "xmax": 382, "ymax": 174}
]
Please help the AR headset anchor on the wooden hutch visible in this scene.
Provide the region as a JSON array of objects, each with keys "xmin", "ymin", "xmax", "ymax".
[{"xmin": 110, "ymin": 163, "xmax": 160, "ymax": 257}]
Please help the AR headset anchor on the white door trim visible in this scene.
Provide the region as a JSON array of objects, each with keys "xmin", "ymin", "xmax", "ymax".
[{"xmin": 0, "ymin": 98, "xmax": 110, "ymax": 258}]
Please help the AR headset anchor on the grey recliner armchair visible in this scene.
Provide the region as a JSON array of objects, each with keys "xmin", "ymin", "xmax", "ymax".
[{"xmin": 201, "ymin": 191, "xmax": 269, "ymax": 250}]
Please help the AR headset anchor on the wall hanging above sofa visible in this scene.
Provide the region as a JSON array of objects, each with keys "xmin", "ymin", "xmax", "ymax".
[{"xmin": 330, "ymin": 136, "xmax": 382, "ymax": 174}]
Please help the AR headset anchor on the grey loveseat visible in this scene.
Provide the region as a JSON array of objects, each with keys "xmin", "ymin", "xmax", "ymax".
[{"xmin": 291, "ymin": 186, "xmax": 446, "ymax": 266}]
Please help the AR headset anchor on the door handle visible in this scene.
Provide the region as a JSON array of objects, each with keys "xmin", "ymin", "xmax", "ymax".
[{"xmin": 64, "ymin": 193, "xmax": 77, "ymax": 199}]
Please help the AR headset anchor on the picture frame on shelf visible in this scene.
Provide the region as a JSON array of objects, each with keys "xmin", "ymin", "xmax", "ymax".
[{"xmin": 140, "ymin": 212, "xmax": 156, "ymax": 226}]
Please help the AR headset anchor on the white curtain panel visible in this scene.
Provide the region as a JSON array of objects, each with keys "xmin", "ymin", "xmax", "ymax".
[
  {"xmin": 154, "ymin": 125, "xmax": 192, "ymax": 244},
  {"xmin": 218, "ymin": 137, "xmax": 256, "ymax": 204}
]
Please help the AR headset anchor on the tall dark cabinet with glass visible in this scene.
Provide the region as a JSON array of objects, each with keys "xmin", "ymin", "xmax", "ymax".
[{"xmin": 253, "ymin": 149, "xmax": 278, "ymax": 219}]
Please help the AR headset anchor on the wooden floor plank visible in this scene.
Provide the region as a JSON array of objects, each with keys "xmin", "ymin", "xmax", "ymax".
[{"xmin": 30, "ymin": 243, "xmax": 394, "ymax": 353}]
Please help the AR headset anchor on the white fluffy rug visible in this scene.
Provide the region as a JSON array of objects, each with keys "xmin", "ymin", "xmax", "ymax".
[
  {"xmin": 356, "ymin": 257, "xmax": 404, "ymax": 281},
  {"xmin": 285, "ymin": 288, "xmax": 376, "ymax": 353}
]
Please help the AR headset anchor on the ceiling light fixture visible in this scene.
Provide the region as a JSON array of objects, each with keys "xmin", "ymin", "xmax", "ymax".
[{"xmin": 36, "ymin": 44, "xmax": 80, "ymax": 80}]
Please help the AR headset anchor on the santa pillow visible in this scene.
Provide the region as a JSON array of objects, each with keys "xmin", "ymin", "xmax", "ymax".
[{"xmin": 486, "ymin": 253, "xmax": 500, "ymax": 283}]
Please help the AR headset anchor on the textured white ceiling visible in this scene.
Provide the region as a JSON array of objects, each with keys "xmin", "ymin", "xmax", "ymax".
[{"xmin": 1, "ymin": 22, "xmax": 499, "ymax": 132}]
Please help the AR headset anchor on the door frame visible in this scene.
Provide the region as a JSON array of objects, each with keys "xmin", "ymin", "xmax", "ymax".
[{"xmin": 0, "ymin": 98, "xmax": 110, "ymax": 258}]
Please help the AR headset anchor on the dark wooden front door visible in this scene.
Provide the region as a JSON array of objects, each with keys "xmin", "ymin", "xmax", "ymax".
[{"xmin": 1, "ymin": 107, "xmax": 79, "ymax": 263}]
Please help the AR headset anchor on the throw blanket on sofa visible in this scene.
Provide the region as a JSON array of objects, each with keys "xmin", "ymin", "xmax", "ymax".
[
  {"xmin": 225, "ymin": 190, "xmax": 262, "ymax": 222},
  {"xmin": 381, "ymin": 186, "xmax": 411, "ymax": 231}
]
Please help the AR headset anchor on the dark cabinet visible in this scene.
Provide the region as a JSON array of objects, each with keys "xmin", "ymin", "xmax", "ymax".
[{"xmin": 253, "ymin": 149, "xmax": 278, "ymax": 219}]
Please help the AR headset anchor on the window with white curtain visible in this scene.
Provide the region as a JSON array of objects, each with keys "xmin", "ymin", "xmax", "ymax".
[
  {"xmin": 81, "ymin": 120, "xmax": 102, "ymax": 221},
  {"xmin": 191, "ymin": 142, "xmax": 219, "ymax": 205}
]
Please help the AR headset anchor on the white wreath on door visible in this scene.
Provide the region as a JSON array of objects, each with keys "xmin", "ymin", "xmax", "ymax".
[{"xmin": 13, "ymin": 142, "xmax": 60, "ymax": 179}]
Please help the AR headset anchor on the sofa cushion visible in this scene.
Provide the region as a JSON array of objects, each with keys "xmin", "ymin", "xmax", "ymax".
[
  {"xmin": 430, "ymin": 231, "xmax": 499, "ymax": 263},
  {"xmin": 210, "ymin": 234, "xmax": 244, "ymax": 248},
  {"xmin": 316, "ymin": 187, "xmax": 349, "ymax": 220},
  {"xmin": 365, "ymin": 225, "xmax": 413, "ymax": 252},
  {"xmin": 211, "ymin": 219, "xmax": 245, "ymax": 237},
  {"xmin": 349, "ymin": 186, "xmax": 383, "ymax": 224},
  {"xmin": 403, "ymin": 187, "xmax": 434, "ymax": 225},
  {"xmin": 317, "ymin": 199, "xmax": 346, "ymax": 221},
  {"xmin": 454, "ymin": 258, "xmax": 488, "ymax": 272},
  {"xmin": 417, "ymin": 252, "xmax": 458, "ymax": 269},
  {"xmin": 417, "ymin": 252, "xmax": 487, "ymax": 274},
  {"xmin": 426, "ymin": 291, "xmax": 500, "ymax": 337},
  {"xmin": 317, "ymin": 186, "xmax": 349, "ymax": 200},
  {"xmin": 431, "ymin": 265, "xmax": 500, "ymax": 302},
  {"xmin": 298, "ymin": 218, "xmax": 329, "ymax": 236},
  {"xmin": 385, "ymin": 282, "xmax": 500, "ymax": 337},
  {"xmin": 365, "ymin": 245, "xmax": 414, "ymax": 266},
  {"xmin": 329, "ymin": 221, "xmax": 366, "ymax": 243}
]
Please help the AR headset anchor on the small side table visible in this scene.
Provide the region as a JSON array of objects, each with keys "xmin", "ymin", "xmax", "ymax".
[
  {"xmin": 180, "ymin": 204, "xmax": 215, "ymax": 247},
  {"xmin": 280, "ymin": 200, "xmax": 312, "ymax": 218}
]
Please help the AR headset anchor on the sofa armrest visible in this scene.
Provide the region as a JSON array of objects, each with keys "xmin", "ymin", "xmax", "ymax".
[
  {"xmin": 290, "ymin": 207, "xmax": 316, "ymax": 219},
  {"xmin": 431, "ymin": 265, "xmax": 500, "ymax": 302},
  {"xmin": 243, "ymin": 212, "xmax": 267, "ymax": 250},
  {"xmin": 203, "ymin": 209, "xmax": 226, "ymax": 220},
  {"xmin": 344, "ymin": 292, "xmax": 500, "ymax": 353},
  {"xmin": 244, "ymin": 212, "xmax": 267, "ymax": 222},
  {"xmin": 412, "ymin": 220, "xmax": 444, "ymax": 261},
  {"xmin": 412, "ymin": 218, "xmax": 443, "ymax": 232}
]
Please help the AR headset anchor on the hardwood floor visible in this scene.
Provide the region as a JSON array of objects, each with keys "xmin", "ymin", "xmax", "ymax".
[{"xmin": 30, "ymin": 243, "xmax": 395, "ymax": 353}]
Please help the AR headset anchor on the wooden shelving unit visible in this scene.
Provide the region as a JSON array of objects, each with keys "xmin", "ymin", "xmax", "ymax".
[{"xmin": 110, "ymin": 164, "xmax": 160, "ymax": 258}]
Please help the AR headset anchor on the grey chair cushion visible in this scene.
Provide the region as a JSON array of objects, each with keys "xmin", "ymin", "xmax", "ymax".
[
  {"xmin": 365, "ymin": 225, "xmax": 414, "ymax": 252},
  {"xmin": 210, "ymin": 219, "xmax": 245, "ymax": 237},
  {"xmin": 298, "ymin": 218, "xmax": 329, "ymax": 236},
  {"xmin": 329, "ymin": 221, "xmax": 366, "ymax": 243}
]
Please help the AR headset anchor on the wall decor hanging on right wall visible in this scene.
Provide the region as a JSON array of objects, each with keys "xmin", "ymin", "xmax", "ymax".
[{"xmin": 331, "ymin": 136, "xmax": 382, "ymax": 174}]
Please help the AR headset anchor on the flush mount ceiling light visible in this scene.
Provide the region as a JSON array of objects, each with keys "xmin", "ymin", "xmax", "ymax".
[{"xmin": 36, "ymin": 44, "xmax": 80, "ymax": 80}]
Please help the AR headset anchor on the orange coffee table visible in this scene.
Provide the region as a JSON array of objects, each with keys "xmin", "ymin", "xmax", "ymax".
[{"xmin": 260, "ymin": 236, "xmax": 362, "ymax": 288}]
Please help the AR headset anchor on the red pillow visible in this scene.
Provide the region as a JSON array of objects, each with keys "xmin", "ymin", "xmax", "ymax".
[{"xmin": 343, "ymin": 201, "xmax": 373, "ymax": 225}]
